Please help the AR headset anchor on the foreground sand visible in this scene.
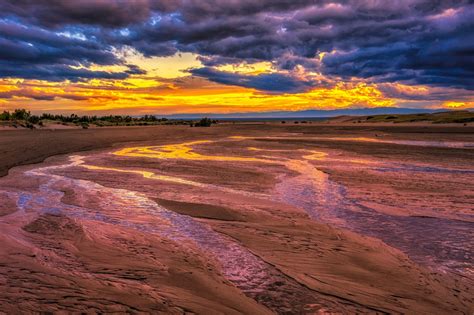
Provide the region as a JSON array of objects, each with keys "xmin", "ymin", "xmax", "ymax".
[{"xmin": 0, "ymin": 124, "xmax": 473, "ymax": 313}]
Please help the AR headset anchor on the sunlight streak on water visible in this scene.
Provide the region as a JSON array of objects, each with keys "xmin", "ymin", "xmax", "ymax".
[
  {"xmin": 114, "ymin": 140, "xmax": 272, "ymax": 163},
  {"xmin": 71, "ymin": 155, "xmax": 270, "ymax": 198},
  {"xmin": 81, "ymin": 161, "xmax": 205, "ymax": 187}
]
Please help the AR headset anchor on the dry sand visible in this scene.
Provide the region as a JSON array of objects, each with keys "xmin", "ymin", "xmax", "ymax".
[{"xmin": 0, "ymin": 123, "xmax": 473, "ymax": 314}]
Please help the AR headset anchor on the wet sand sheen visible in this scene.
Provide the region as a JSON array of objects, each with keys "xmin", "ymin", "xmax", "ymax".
[
  {"xmin": 1, "ymin": 127, "xmax": 473, "ymax": 313},
  {"xmin": 277, "ymin": 157, "xmax": 474, "ymax": 275},
  {"xmin": 11, "ymin": 156, "xmax": 345, "ymax": 313},
  {"xmin": 111, "ymin": 137, "xmax": 474, "ymax": 275},
  {"xmin": 233, "ymin": 135, "xmax": 474, "ymax": 149}
]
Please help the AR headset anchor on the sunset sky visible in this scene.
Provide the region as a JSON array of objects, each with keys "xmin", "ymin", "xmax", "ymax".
[{"xmin": 0, "ymin": 1, "xmax": 473, "ymax": 115}]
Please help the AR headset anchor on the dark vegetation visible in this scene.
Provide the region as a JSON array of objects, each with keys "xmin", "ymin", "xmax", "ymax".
[
  {"xmin": 0, "ymin": 109, "xmax": 217, "ymax": 129},
  {"xmin": 190, "ymin": 117, "xmax": 216, "ymax": 127}
]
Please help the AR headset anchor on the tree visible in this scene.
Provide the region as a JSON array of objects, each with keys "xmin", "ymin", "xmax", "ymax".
[
  {"xmin": 194, "ymin": 117, "xmax": 212, "ymax": 127},
  {"xmin": 28, "ymin": 115, "xmax": 40, "ymax": 124},
  {"xmin": 11, "ymin": 109, "xmax": 30, "ymax": 120},
  {"xmin": 0, "ymin": 111, "xmax": 10, "ymax": 121}
]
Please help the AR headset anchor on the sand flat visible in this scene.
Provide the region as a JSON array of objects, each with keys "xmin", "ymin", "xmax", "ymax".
[{"xmin": 0, "ymin": 124, "xmax": 473, "ymax": 313}]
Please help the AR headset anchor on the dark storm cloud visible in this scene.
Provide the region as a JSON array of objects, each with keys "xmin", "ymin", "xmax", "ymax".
[
  {"xmin": 0, "ymin": 20, "xmax": 118, "ymax": 65},
  {"xmin": 191, "ymin": 67, "xmax": 315, "ymax": 93},
  {"xmin": 0, "ymin": 0, "xmax": 473, "ymax": 93},
  {"xmin": 0, "ymin": 0, "xmax": 154, "ymax": 27},
  {"xmin": 0, "ymin": 19, "xmax": 144, "ymax": 81},
  {"xmin": 320, "ymin": 4, "xmax": 474, "ymax": 90},
  {"xmin": 0, "ymin": 62, "xmax": 132, "ymax": 81},
  {"xmin": 110, "ymin": 0, "xmax": 473, "ymax": 90}
]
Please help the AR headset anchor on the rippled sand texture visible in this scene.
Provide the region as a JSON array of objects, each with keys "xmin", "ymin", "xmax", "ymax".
[
  {"xmin": 113, "ymin": 137, "xmax": 474, "ymax": 275},
  {"xmin": 0, "ymin": 128, "xmax": 473, "ymax": 314}
]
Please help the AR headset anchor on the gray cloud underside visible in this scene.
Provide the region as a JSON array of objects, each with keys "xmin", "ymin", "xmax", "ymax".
[
  {"xmin": 0, "ymin": 0, "xmax": 473, "ymax": 94},
  {"xmin": 190, "ymin": 67, "xmax": 316, "ymax": 93}
]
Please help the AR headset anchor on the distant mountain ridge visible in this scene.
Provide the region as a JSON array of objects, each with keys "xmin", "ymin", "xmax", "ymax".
[{"xmin": 161, "ymin": 107, "xmax": 472, "ymax": 119}]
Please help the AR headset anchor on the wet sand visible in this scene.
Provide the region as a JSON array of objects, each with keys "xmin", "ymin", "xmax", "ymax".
[{"xmin": 0, "ymin": 124, "xmax": 473, "ymax": 314}]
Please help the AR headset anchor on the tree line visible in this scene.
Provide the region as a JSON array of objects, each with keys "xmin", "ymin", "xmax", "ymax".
[{"xmin": 0, "ymin": 109, "xmax": 215, "ymax": 128}]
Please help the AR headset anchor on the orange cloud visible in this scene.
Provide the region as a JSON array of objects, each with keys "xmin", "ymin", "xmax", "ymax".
[
  {"xmin": 1, "ymin": 75, "xmax": 397, "ymax": 114},
  {"xmin": 0, "ymin": 56, "xmax": 470, "ymax": 115},
  {"xmin": 443, "ymin": 101, "xmax": 474, "ymax": 109}
]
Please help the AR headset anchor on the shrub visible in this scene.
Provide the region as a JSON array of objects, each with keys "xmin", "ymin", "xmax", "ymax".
[
  {"xmin": 194, "ymin": 117, "xmax": 212, "ymax": 127},
  {"xmin": 28, "ymin": 115, "xmax": 40, "ymax": 124},
  {"xmin": 0, "ymin": 111, "xmax": 10, "ymax": 121},
  {"xmin": 11, "ymin": 109, "xmax": 31, "ymax": 120}
]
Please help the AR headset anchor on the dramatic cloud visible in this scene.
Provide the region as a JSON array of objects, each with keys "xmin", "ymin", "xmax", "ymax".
[
  {"xmin": 190, "ymin": 67, "xmax": 316, "ymax": 93},
  {"xmin": 0, "ymin": 18, "xmax": 144, "ymax": 81},
  {"xmin": 320, "ymin": 5, "xmax": 474, "ymax": 90},
  {"xmin": 108, "ymin": 1, "xmax": 473, "ymax": 91},
  {"xmin": 0, "ymin": 0, "xmax": 472, "ymax": 112},
  {"xmin": 0, "ymin": 0, "xmax": 154, "ymax": 27}
]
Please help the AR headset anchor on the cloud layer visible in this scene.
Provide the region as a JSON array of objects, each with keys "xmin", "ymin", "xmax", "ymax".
[{"xmin": 0, "ymin": 0, "xmax": 472, "ymax": 110}]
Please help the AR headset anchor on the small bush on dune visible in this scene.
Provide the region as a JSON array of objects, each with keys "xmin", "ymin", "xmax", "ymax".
[
  {"xmin": 0, "ymin": 111, "xmax": 11, "ymax": 121},
  {"xmin": 28, "ymin": 115, "xmax": 40, "ymax": 124},
  {"xmin": 12, "ymin": 109, "xmax": 31, "ymax": 121},
  {"xmin": 194, "ymin": 117, "xmax": 213, "ymax": 127}
]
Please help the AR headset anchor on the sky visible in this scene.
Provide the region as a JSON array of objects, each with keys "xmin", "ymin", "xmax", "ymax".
[{"xmin": 0, "ymin": 0, "xmax": 473, "ymax": 115}]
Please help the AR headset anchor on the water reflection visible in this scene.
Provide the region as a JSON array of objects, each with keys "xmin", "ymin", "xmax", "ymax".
[
  {"xmin": 12, "ymin": 136, "xmax": 474, "ymax": 279},
  {"xmin": 114, "ymin": 140, "xmax": 271, "ymax": 163},
  {"xmin": 15, "ymin": 156, "xmax": 329, "ymax": 313},
  {"xmin": 80, "ymin": 158, "xmax": 205, "ymax": 187},
  {"xmin": 73, "ymin": 155, "xmax": 269, "ymax": 199},
  {"xmin": 112, "ymin": 138, "xmax": 473, "ymax": 275},
  {"xmin": 319, "ymin": 136, "xmax": 472, "ymax": 149},
  {"xmin": 237, "ymin": 135, "xmax": 474, "ymax": 149},
  {"xmin": 277, "ymin": 158, "xmax": 474, "ymax": 275}
]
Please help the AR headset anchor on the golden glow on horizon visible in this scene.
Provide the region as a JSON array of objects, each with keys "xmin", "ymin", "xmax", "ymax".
[
  {"xmin": 0, "ymin": 50, "xmax": 471, "ymax": 114},
  {"xmin": 443, "ymin": 101, "xmax": 473, "ymax": 108},
  {"xmin": 1, "ymin": 75, "xmax": 402, "ymax": 114}
]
